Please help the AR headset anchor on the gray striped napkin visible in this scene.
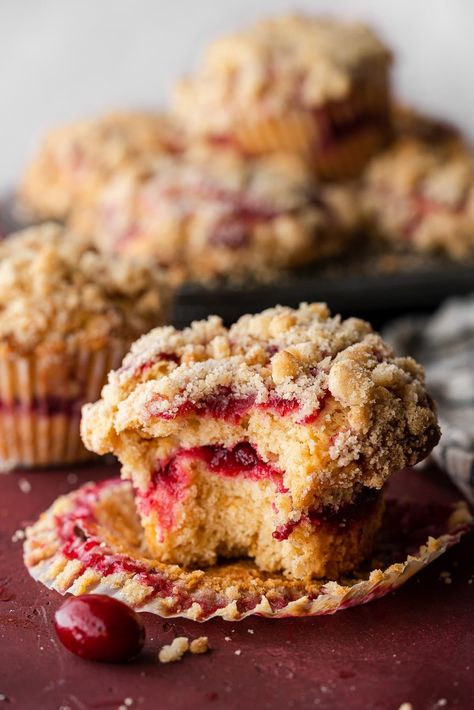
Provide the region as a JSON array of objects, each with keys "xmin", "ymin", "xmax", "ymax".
[{"xmin": 384, "ymin": 295, "xmax": 474, "ymax": 503}]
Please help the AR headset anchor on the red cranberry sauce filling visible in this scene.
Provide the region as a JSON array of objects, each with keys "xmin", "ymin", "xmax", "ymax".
[
  {"xmin": 149, "ymin": 385, "xmax": 327, "ymax": 425},
  {"xmin": 137, "ymin": 442, "xmax": 286, "ymax": 532},
  {"xmin": 272, "ymin": 487, "xmax": 381, "ymax": 541},
  {"xmin": 0, "ymin": 395, "xmax": 82, "ymax": 417}
]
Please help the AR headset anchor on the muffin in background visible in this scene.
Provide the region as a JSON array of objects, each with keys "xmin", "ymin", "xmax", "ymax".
[
  {"xmin": 363, "ymin": 137, "xmax": 474, "ymax": 261},
  {"xmin": 172, "ymin": 14, "xmax": 392, "ymax": 180},
  {"xmin": 0, "ymin": 223, "xmax": 170, "ymax": 470},
  {"xmin": 69, "ymin": 144, "xmax": 362, "ymax": 284},
  {"xmin": 19, "ymin": 111, "xmax": 183, "ymax": 221}
]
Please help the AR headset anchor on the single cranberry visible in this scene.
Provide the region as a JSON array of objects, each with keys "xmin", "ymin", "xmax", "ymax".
[{"xmin": 54, "ymin": 594, "xmax": 145, "ymax": 663}]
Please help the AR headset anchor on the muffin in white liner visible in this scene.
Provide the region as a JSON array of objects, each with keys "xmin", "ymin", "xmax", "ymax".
[
  {"xmin": 23, "ymin": 477, "xmax": 472, "ymax": 620},
  {"xmin": 172, "ymin": 14, "xmax": 392, "ymax": 179},
  {"xmin": 0, "ymin": 223, "xmax": 170, "ymax": 470}
]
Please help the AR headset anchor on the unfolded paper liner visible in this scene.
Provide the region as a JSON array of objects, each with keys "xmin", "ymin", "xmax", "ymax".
[
  {"xmin": 24, "ymin": 478, "xmax": 472, "ymax": 621},
  {"xmin": 0, "ymin": 340, "xmax": 128, "ymax": 470}
]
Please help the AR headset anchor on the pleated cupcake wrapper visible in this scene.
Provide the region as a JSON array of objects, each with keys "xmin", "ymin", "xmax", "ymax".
[
  {"xmin": 0, "ymin": 341, "xmax": 128, "ymax": 470},
  {"xmin": 233, "ymin": 81, "xmax": 390, "ymax": 180},
  {"xmin": 24, "ymin": 478, "xmax": 472, "ymax": 621}
]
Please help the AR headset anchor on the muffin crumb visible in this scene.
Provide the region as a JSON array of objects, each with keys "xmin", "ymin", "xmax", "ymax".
[
  {"xmin": 158, "ymin": 637, "xmax": 189, "ymax": 663},
  {"xmin": 190, "ymin": 636, "xmax": 209, "ymax": 654}
]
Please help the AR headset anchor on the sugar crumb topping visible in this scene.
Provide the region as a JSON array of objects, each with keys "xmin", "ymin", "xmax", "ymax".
[
  {"xmin": 21, "ymin": 110, "xmax": 181, "ymax": 219},
  {"xmin": 173, "ymin": 14, "xmax": 391, "ymax": 133},
  {"xmin": 364, "ymin": 138, "xmax": 474, "ymax": 259},
  {"xmin": 0, "ymin": 223, "xmax": 169, "ymax": 354},
  {"xmin": 83, "ymin": 303, "xmax": 439, "ymax": 480}
]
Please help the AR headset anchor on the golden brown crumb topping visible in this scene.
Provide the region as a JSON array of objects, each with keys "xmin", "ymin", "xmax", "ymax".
[
  {"xmin": 173, "ymin": 14, "xmax": 391, "ymax": 134},
  {"xmin": 20, "ymin": 111, "xmax": 182, "ymax": 219},
  {"xmin": 364, "ymin": 138, "xmax": 474, "ymax": 259},
  {"xmin": 82, "ymin": 303, "xmax": 439, "ymax": 487},
  {"xmin": 69, "ymin": 145, "xmax": 360, "ymax": 282},
  {"xmin": 0, "ymin": 223, "xmax": 170, "ymax": 355}
]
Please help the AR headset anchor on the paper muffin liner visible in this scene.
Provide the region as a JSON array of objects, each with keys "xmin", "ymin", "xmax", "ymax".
[
  {"xmin": 0, "ymin": 340, "xmax": 128, "ymax": 470},
  {"xmin": 233, "ymin": 81, "xmax": 390, "ymax": 180},
  {"xmin": 24, "ymin": 478, "xmax": 472, "ymax": 621}
]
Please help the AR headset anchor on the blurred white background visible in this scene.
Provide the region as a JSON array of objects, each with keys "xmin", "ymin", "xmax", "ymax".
[{"xmin": 1, "ymin": 0, "xmax": 473, "ymax": 190}]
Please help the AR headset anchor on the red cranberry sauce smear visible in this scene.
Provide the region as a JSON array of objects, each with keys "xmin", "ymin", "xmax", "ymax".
[
  {"xmin": 149, "ymin": 385, "xmax": 327, "ymax": 425},
  {"xmin": 55, "ymin": 480, "xmax": 176, "ymax": 597},
  {"xmin": 119, "ymin": 351, "xmax": 180, "ymax": 378},
  {"xmin": 54, "ymin": 594, "xmax": 145, "ymax": 663},
  {"xmin": 137, "ymin": 455, "xmax": 190, "ymax": 532},
  {"xmin": 272, "ymin": 487, "xmax": 381, "ymax": 541}
]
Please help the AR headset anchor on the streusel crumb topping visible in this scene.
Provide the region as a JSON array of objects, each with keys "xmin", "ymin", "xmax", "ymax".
[
  {"xmin": 70, "ymin": 146, "xmax": 360, "ymax": 281},
  {"xmin": 21, "ymin": 111, "xmax": 182, "ymax": 219},
  {"xmin": 173, "ymin": 14, "xmax": 391, "ymax": 134},
  {"xmin": 83, "ymin": 303, "xmax": 438, "ymax": 486},
  {"xmin": 0, "ymin": 223, "xmax": 170, "ymax": 355},
  {"xmin": 364, "ymin": 138, "xmax": 474, "ymax": 259}
]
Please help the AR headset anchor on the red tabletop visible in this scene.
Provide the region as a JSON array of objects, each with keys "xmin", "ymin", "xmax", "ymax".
[{"xmin": 0, "ymin": 462, "xmax": 473, "ymax": 710}]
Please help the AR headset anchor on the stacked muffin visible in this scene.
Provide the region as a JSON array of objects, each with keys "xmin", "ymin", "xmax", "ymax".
[
  {"xmin": 19, "ymin": 13, "xmax": 397, "ymax": 283},
  {"xmin": 172, "ymin": 15, "xmax": 392, "ymax": 179}
]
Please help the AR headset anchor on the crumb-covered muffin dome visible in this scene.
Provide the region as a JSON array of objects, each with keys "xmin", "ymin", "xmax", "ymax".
[
  {"xmin": 70, "ymin": 144, "xmax": 361, "ymax": 283},
  {"xmin": 0, "ymin": 223, "xmax": 170, "ymax": 355},
  {"xmin": 173, "ymin": 14, "xmax": 391, "ymax": 136},
  {"xmin": 83, "ymin": 302, "xmax": 439, "ymax": 499},
  {"xmin": 20, "ymin": 111, "xmax": 183, "ymax": 220},
  {"xmin": 364, "ymin": 138, "xmax": 474, "ymax": 259}
]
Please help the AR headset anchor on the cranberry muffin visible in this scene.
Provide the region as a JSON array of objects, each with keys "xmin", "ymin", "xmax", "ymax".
[
  {"xmin": 69, "ymin": 145, "xmax": 361, "ymax": 284},
  {"xmin": 364, "ymin": 138, "xmax": 474, "ymax": 260},
  {"xmin": 81, "ymin": 303, "xmax": 439, "ymax": 580},
  {"xmin": 172, "ymin": 14, "xmax": 392, "ymax": 179},
  {"xmin": 0, "ymin": 223, "xmax": 170, "ymax": 470},
  {"xmin": 20, "ymin": 111, "xmax": 182, "ymax": 220}
]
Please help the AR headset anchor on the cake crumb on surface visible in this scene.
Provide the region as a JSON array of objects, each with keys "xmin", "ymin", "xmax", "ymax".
[
  {"xmin": 190, "ymin": 636, "xmax": 209, "ymax": 654},
  {"xmin": 158, "ymin": 637, "xmax": 189, "ymax": 663},
  {"xmin": 18, "ymin": 478, "xmax": 31, "ymax": 494},
  {"xmin": 11, "ymin": 529, "xmax": 25, "ymax": 542},
  {"xmin": 398, "ymin": 704, "xmax": 413, "ymax": 710},
  {"xmin": 234, "ymin": 649, "xmax": 242, "ymax": 656}
]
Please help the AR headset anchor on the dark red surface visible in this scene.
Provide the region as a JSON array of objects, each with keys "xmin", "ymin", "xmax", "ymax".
[{"xmin": 0, "ymin": 462, "xmax": 473, "ymax": 710}]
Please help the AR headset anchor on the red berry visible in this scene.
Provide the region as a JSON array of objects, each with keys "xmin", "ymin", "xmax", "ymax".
[{"xmin": 54, "ymin": 594, "xmax": 145, "ymax": 663}]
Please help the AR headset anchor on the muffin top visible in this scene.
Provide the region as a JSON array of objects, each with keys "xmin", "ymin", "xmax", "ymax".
[
  {"xmin": 0, "ymin": 223, "xmax": 170, "ymax": 355},
  {"xmin": 364, "ymin": 138, "xmax": 474, "ymax": 258},
  {"xmin": 20, "ymin": 111, "xmax": 183, "ymax": 219},
  {"xmin": 83, "ymin": 303, "xmax": 439, "ymax": 487},
  {"xmin": 366, "ymin": 138, "xmax": 474, "ymax": 202},
  {"xmin": 71, "ymin": 144, "xmax": 347, "ymax": 239},
  {"xmin": 70, "ymin": 145, "xmax": 360, "ymax": 281},
  {"xmin": 173, "ymin": 14, "xmax": 391, "ymax": 134}
]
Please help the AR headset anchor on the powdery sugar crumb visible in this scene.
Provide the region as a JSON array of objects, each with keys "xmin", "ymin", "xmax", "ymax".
[{"xmin": 159, "ymin": 637, "xmax": 189, "ymax": 663}]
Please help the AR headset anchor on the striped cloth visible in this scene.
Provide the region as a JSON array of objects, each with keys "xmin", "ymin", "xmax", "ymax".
[{"xmin": 385, "ymin": 295, "xmax": 474, "ymax": 503}]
